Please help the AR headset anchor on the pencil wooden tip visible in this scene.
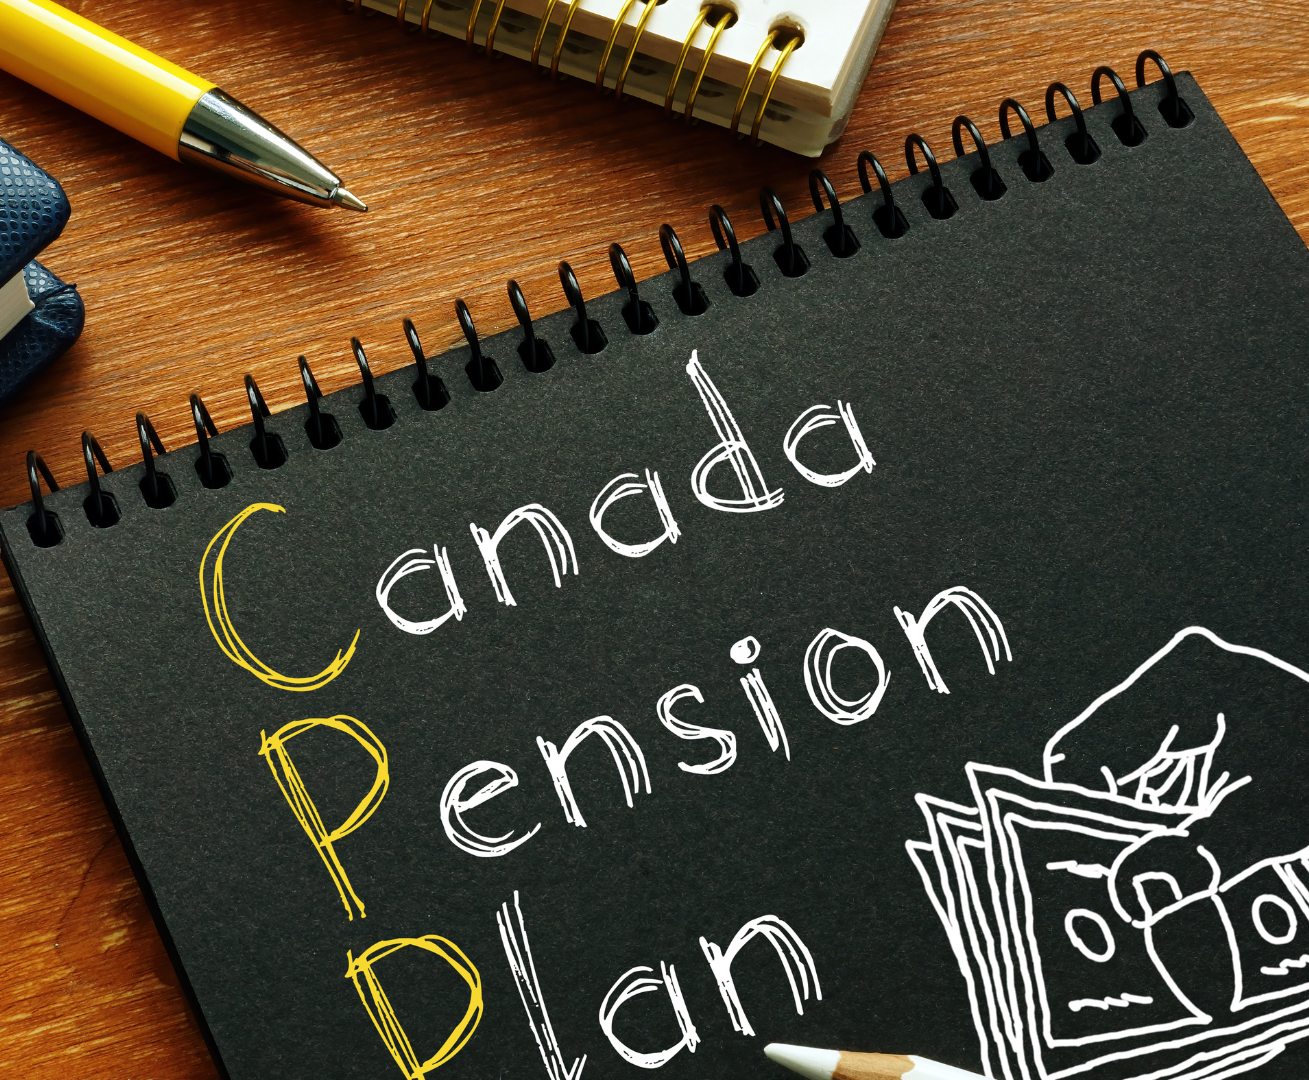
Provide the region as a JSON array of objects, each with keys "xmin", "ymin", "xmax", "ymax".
[{"xmin": 765, "ymin": 1045, "xmax": 930, "ymax": 1080}]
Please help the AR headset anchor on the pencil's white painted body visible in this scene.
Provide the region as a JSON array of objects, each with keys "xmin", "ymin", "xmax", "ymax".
[
  {"xmin": 765, "ymin": 1043, "xmax": 841, "ymax": 1080},
  {"xmin": 903, "ymin": 1055, "xmax": 989, "ymax": 1080},
  {"xmin": 765, "ymin": 1042, "xmax": 986, "ymax": 1080}
]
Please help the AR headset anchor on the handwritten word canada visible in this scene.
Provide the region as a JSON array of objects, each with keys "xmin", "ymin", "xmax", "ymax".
[{"xmin": 376, "ymin": 350, "xmax": 873, "ymax": 632}]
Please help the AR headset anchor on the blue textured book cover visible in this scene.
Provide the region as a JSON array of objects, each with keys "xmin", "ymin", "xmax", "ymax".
[{"xmin": 0, "ymin": 137, "xmax": 84, "ymax": 405}]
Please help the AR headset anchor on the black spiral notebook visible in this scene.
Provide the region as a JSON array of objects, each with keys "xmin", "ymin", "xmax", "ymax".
[{"xmin": 4, "ymin": 54, "xmax": 1309, "ymax": 1080}]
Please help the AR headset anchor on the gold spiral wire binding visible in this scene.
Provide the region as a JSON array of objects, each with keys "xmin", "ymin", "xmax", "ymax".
[
  {"xmin": 466, "ymin": 0, "xmax": 486, "ymax": 46},
  {"xmin": 420, "ymin": 0, "xmax": 438, "ymax": 35},
  {"xmin": 396, "ymin": 0, "xmax": 409, "ymax": 30},
  {"xmin": 664, "ymin": 6, "xmax": 709, "ymax": 115},
  {"xmin": 681, "ymin": 7, "xmax": 734, "ymax": 124},
  {"xmin": 612, "ymin": 0, "xmax": 661, "ymax": 102},
  {"xmin": 748, "ymin": 30, "xmax": 800, "ymax": 143},
  {"xmin": 530, "ymin": 0, "xmax": 561, "ymax": 68},
  {"xmin": 595, "ymin": 0, "xmax": 642, "ymax": 94},
  {"xmin": 729, "ymin": 29, "xmax": 777, "ymax": 137},
  {"xmin": 549, "ymin": 0, "xmax": 585, "ymax": 79},
  {"xmin": 484, "ymin": 0, "xmax": 512, "ymax": 56},
  {"xmin": 729, "ymin": 27, "xmax": 800, "ymax": 143}
]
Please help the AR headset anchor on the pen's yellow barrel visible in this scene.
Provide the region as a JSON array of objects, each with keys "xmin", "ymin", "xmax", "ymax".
[{"xmin": 0, "ymin": 0, "xmax": 213, "ymax": 159}]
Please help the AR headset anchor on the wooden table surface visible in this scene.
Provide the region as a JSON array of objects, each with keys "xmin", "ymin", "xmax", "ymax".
[{"xmin": 0, "ymin": 0, "xmax": 1305, "ymax": 1075}]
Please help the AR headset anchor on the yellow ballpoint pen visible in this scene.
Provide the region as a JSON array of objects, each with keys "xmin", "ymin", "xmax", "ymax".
[{"xmin": 0, "ymin": 0, "xmax": 366, "ymax": 210}]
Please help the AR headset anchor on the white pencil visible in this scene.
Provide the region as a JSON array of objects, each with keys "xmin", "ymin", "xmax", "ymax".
[{"xmin": 765, "ymin": 1042, "xmax": 986, "ymax": 1080}]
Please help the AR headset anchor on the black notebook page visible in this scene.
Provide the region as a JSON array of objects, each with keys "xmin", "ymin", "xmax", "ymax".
[{"xmin": 4, "ymin": 73, "xmax": 1309, "ymax": 1080}]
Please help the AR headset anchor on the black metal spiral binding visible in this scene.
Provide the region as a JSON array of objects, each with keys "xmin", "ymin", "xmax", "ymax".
[
  {"xmin": 1045, "ymin": 83, "xmax": 1101, "ymax": 165},
  {"xmin": 26, "ymin": 451, "xmax": 61, "ymax": 547},
  {"xmin": 608, "ymin": 245, "xmax": 658, "ymax": 334},
  {"xmin": 81, "ymin": 432, "xmax": 119, "ymax": 528},
  {"xmin": 659, "ymin": 224, "xmax": 710, "ymax": 316},
  {"xmin": 508, "ymin": 280, "xmax": 558, "ymax": 368},
  {"xmin": 403, "ymin": 317, "xmax": 452, "ymax": 410},
  {"xmin": 759, "ymin": 186, "xmax": 809, "ymax": 277},
  {"xmin": 299, "ymin": 355, "xmax": 343, "ymax": 450},
  {"xmin": 905, "ymin": 133, "xmax": 959, "ymax": 219},
  {"xmin": 191, "ymin": 393, "xmax": 233, "ymax": 488},
  {"xmin": 1137, "ymin": 50, "xmax": 1193, "ymax": 128},
  {"xmin": 999, "ymin": 99, "xmax": 1055, "ymax": 182},
  {"xmin": 709, "ymin": 205, "xmax": 759, "ymax": 297},
  {"xmin": 558, "ymin": 261, "xmax": 607, "ymax": 354},
  {"xmin": 245, "ymin": 375, "xmax": 289, "ymax": 468},
  {"xmin": 137, "ymin": 412, "xmax": 176, "ymax": 508},
  {"xmin": 1092, "ymin": 65, "xmax": 1149, "ymax": 146},
  {"xmin": 808, "ymin": 169, "xmax": 859, "ymax": 257},
  {"xmin": 951, "ymin": 116, "xmax": 1006, "ymax": 201},
  {"xmin": 457, "ymin": 299, "xmax": 504, "ymax": 392},
  {"xmin": 18, "ymin": 49, "xmax": 1192, "ymax": 545},
  {"xmin": 353, "ymin": 337, "xmax": 399, "ymax": 426},
  {"xmin": 857, "ymin": 150, "xmax": 909, "ymax": 239}
]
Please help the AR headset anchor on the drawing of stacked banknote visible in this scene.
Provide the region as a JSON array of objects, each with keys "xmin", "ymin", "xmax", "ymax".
[{"xmin": 908, "ymin": 628, "xmax": 1309, "ymax": 1080}]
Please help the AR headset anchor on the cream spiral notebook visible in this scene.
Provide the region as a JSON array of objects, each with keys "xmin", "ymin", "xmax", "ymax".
[{"xmin": 343, "ymin": 0, "xmax": 898, "ymax": 155}]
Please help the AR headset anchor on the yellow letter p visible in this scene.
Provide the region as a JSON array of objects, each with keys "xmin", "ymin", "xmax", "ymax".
[
  {"xmin": 346, "ymin": 936, "xmax": 484, "ymax": 1078},
  {"xmin": 258, "ymin": 715, "xmax": 389, "ymax": 920}
]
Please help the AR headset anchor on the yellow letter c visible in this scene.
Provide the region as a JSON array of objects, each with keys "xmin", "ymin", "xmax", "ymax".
[{"xmin": 201, "ymin": 502, "xmax": 359, "ymax": 691}]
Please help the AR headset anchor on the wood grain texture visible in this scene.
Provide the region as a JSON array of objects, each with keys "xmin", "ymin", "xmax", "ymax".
[
  {"xmin": 0, "ymin": 1, "xmax": 1305, "ymax": 1075},
  {"xmin": 835, "ymin": 1050, "xmax": 917, "ymax": 1080}
]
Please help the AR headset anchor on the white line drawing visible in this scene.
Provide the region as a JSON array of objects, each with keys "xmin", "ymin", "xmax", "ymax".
[
  {"xmin": 1262, "ymin": 956, "xmax": 1309, "ymax": 977},
  {"xmin": 598, "ymin": 963, "xmax": 700, "ymax": 1068},
  {"xmin": 685, "ymin": 350, "xmax": 784, "ymax": 514},
  {"xmin": 731, "ymin": 636, "xmax": 761, "ymax": 665},
  {"xmin": 698, "ymin": 915, "xmax": 821, "ymax": 1037},
  {"xmin": 1064, "ymin": 909, "xmax": 1116, "ymax": 963},
  {"xmin": 1251, "ymin": 896, "xmax": 1297, "ymax": 945},
  {"xmin": 1069, "ymin": 994, "xmax": 1154, "ymax": 1013},
  {"xmin": 470, "ymin": 503, "xmax": 578, "ymax": 607},
  {"xmin": 782, "ymin": 401, "xmax": 876, "ymax": 488},
  {"xmin": 588, "ymin": 470, "xmax": 681, "ymax": 558},
  {"xmin": 894, "ymin": 586, "xmax": 1011, "ymax": 694},
  {"xmin": 907, "ymin": 627, "xmax": 1309, "ymax": 1080},
  {"xmin": 740, "ymin": 667, "xmax": 789, "ymax": 760},
  {"xmin": 440, "ymin": 760, "xmax": 541, "ymax": 857},
  {"xmin": 803, "ymin": 627, "xmax": 890, "ymax": 725},
  {"xmin": 731, "ymin": 636, "xmax": 789, "ymax": 759},
  {"xmin": 657, "ymin": 684, "xmax": 737, "ymax": 775},
  {"xmin": 1048, "ymin": 862, "xmax": 1111, "ymax": 880},
  {"xmin": 1041, "ymin": 627, "xmax": 1309, "ymax": 790},
  {"xmin": 375, "ymin": 545, "xmax": 467, "ymax": 634},
  {"xmin": 498, "ymin": 892, "xmax": 587, "ymax": 1080},
  {"xmin": 536, "ymin": 717, "xmax": 652, "ymax": 827}
]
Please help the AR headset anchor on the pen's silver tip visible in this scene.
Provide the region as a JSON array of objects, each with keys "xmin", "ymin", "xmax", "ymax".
[{"xmin": 331, "ymin": 186, "xmax": 368, "ymax": 212}]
